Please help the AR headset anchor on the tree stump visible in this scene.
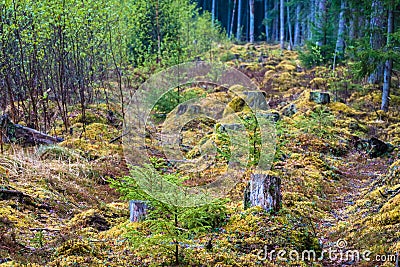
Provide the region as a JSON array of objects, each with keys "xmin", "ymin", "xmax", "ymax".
[
  {"xmin": 309, "ymin": 91, "xmax": 330, "ymax": 104},
  {"xmin": 129, "ymin": 200, "xmax": 148, "ymax": 222},
  {"xmin": 244, "ymin": 173, "xmax": 282, "ymax": 213}
]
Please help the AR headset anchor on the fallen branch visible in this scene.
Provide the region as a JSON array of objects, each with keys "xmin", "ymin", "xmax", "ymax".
[
  {"xmin": 29, "ymin": 228, "xmax": 61, "ymax": 232},
  {"xmin": 0, "ymin": 189, "xmax": 28, "ymax": 200},
  {"xmin": 109, "ymin": 131, "xmax": 130, "ymax": 144},
  {"xmin": 0, "ymin": 114, "xmax": 63, "ymax": 146}
]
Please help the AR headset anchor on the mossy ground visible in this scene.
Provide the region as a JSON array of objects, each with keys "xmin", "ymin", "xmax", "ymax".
[{"xmin": 1, "ymin": 44, "xmax": 400, "ymax": 266}]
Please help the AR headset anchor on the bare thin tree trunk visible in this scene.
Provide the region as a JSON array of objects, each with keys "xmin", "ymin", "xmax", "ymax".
[
  {"xmin": 237, "ymin": 0, "xmax": 242, "ymax": 41},
  {"xmin": 228, "ymin": 0, "xmax": 231, "ymax": 35},
  {"xmin": 368, "ymin": 0, "xmax": 386, "ymax": 84},
  {"xmin": 264, "ymin": 0, "xmax": 269, "ymax": 42},
  {"xmin": 230, "ymin": 0, "xmax": 237, "ymax": 38},
  {"xmin": 249, "ymin": 0, "xmax": 255, "ymax": 43},
  {"xmin": 309, "ymin": 0, "xmax": 315, "ymax": 39},
  {"xmin": 316, "ymin": 0, "xmax": 327, "ymax": 46},
  {"xmin": 212, "ymin": 0, "xmax": 216, "ymax": 26},
  {"xmin": 335, "ymin": 0, "xmax": 346, "ymax": 58},
  {"xmin": 381, "ymin": 1, "xmax": 393, "ymax": 112},
  {"xmin": 294, "ymin": 3, "xmax": 301, "ymax": 47},
  {"xmin": 273, "ymin": 0, "xmax": 279, "ymax": 42},
  {"xmin": 286, "ymin": 2, "xmax": 293, "ymax": 50},
  {"xmin": 348, "ymin": 7, "xmax": 356, "ymax": 40},
  {"xmin": 280, "ymin": 0, "xmax": 284, "ymax": 49}
]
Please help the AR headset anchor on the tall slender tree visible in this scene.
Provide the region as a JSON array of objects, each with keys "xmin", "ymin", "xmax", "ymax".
[
  {"xmin": 249, "ymin": 0, "xmax": 255, "ymax": 42},
  {"xmin": 287, "ymin": 1, "xmax": 293, "ymax": 49},
  {"xmin": 237, "ymin": 0, "xmax": 242, "ymax": 40},
  {"xmin": 280, "ymin": 0, "xmax": 285, "ymax": 49},
  {"xmin": 212, "ymin": 0, "xmax": 216, "ymax": 26},
  {"xmin": 230, "ymin": 0, "xmax": 237, "ymax": 38},
  {"xmin": 264, "ymin": 0, "xmax": 270, "ymax": 42},
  {"xmin": 368, "ymin": 0, "xmax": 386, "ymax": 84},
  {"xmin": 335, "ymin": 0, "xmax": 346, "ymax": 58},
  {"xmin": 381, "ymin": 0, "xmax": 394, "ymax": 111},
  {"xmin": 294, "ymin": 2, "xmax": 301, "ymax": 47}
]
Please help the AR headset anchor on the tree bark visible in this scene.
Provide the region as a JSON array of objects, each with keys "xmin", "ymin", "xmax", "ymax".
[
  {"xmin": 286, "ymin": 2, "xmax": 293, "ymax": 50},
  {"xmin": 244, "ymin": 174, "xmax": 282, "ymax": 212},
  {"xmin": 280, "ymin": 0, "xmax": 285, "ymax": 49},
  {"xmin": 316, "ymin": 0, "xmax": 327, "ymax": 46},
  {"xmin": 237, "ymin": 0, "xmax": 242, "ymax": 41},
  {"xmin": 308, "ymin": 0, "xmax": 315, "ymax": 40},
  {"xmin": 230, "ymin": 0, "xmax": 237, "ymax": 39},
  {"xmin": 381, "ymin": 1, "xmax": 394, "ymax": 112},
  {"xmin": 249, "ymin": 0, "xmax": 255, "ymax": 43},
  {"xmin": 264, "ymin": 0, "xmax": 270, "ymax": 42},
  {"xmin": 212, "ymin": 0, "xmax": 216, "ymax": 26},
  {"xmin": 335, "ymin": 0, "xmax": 346, "ymax": 58},
  {"xmin": 294, "ymin": 3, "xmax": 301, "ymax": 47},
  {"xmin": 368, "ymin": 0, "xmax": 386, "ymax": 84},
  {"xmin": 129, "ymin": 200, "xmax": 148, "ymax": 222},
  {"xmin": 273, "ymin": 0, "xmax": 279, "ymax": 42},
  {"xmin": 348, "ymin": 7, "xmax": 357, "ymax": 40}
]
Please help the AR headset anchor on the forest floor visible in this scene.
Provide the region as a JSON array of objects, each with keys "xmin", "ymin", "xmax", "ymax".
[{"xmin": 1, "ymin": 43, "xmax": 399, "ymax": 266}]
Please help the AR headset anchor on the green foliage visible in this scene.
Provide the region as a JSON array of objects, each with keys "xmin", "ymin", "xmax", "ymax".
[
  {"xmin": 294, "ymin": 106, "xmax": 335, "ymax": 138},
  {"xmin": 126, "ymin": 0, "xmax": 225, "ymax": 68},
  {"xmin": 299, "ymin": 43, "xmax": 331, "ymax": 68},
  {"xmin": 241, "ymin": 113, "xmax": 262, "ymax": 167},
  {"xmin": 215, "ymin": 126, "xmax": 232, "ymax": 163},
  {"xmin": 109, "ymin": 166, "xmax": 228, "ymax": 264}
]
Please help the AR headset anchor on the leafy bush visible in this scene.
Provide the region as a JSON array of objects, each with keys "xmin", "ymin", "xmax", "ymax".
[
  {"xmin": 294, "ymin": 106, "xmax": 335, "ymax": 138},
  {"xmin": 299, "ymin": 43, "xmax": 334, "ymax": 68}
]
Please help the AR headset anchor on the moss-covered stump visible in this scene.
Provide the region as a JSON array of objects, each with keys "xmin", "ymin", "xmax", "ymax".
[
  {"xmin": 129, "ymin": 200, "xmax": 148, "ymax": 222},
  {"xmin": 244, "ymin": 173, "xmax": 282, "ymax": 212},
  {"xmin": 309, "ymin": 91, "xmax": 330, "ymax": 104}
]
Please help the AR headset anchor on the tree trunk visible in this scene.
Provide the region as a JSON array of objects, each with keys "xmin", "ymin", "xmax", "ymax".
[
  {"xmin": 129, "ymin": 200, "xmax": 148, "ymax": 222},
  {"xmin": 368, "ymin": 0, "xmax": 386, "ymax": 84},
  {"xmin": 308, "ymin": 0, "xmax": 315, "ymax": 39},
  {"xmin": 264, "ymin": 0, "xmax": 269, "ymax": 42},
  {"xmin": 381, "ymin": 1, "xmax": 393, "ymax": 112},
  {"xmin": 230, "ymin": 0, "xmax": 237, "ymax": 38},
  {"xmin": 237, "ymin": 0, "xmax": 242, "ymax": 41},
  {"xmin": 286, "ymin": 2, "xmax": 293, "ymax": 50},
  {"xmin": 280, "ymin": 0, "xmax": 284, "ymax": 49},
  {"xmin": 294, "ymin": 3, "xmax": 301, "ymax": 47},
  {"xmin": 335, "ymin": 0, "xmax": 346, "ymax": 58},
  {"xmin": 244, "ymin": 173, "xmax": 282, "ymax": 212},
  {"xmin": 273, "ymin": 0, "xmax": 279, "ymax": 42},
  {"xmin": 249, "ymin": 0, "xmax": 255, "ymax": 43},
  {"xmin": 316, "ymin": 0, "xmax": 327, "ymax": 46},
  {"xmin": 228, "ymin": 0, "xmax": 231, "ymax": 36},
  {"xmin": 212, "ymin": 0, "xmax": 216, "ymax": 26},
  {"xmin": 348, "ymin": 8, "xmax": 356, "ymax": 40},
  {"xmin": 245, "ymin": 0, "xmax": 251, "ymax": 42}
]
